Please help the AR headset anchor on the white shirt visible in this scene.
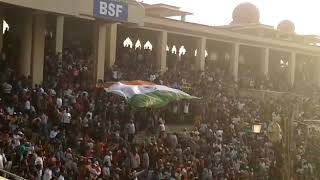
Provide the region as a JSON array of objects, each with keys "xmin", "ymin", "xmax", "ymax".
[
  {"xmin": 103, "ymin": 155, "xmax": 112, "ymax": 167},
  {"xmin": 102, "ymin": 166, "xmax": 111, "ymax": 178},
  {"xmin": 41, "ymin": 114, "xmax": 48, "ymax": 125},
  {"xmin": 82, "ymin": 117, "xmax": 89, "ymax": 128},
  {"xmin": 112, "ymin": 71, "xmax": 122, "ymax": 80},
  {"xmin": 12, "ymin": 134, "xmax": 21, "ymax": 148},
  {"xmin": 26, "ymin": 144, "xmax": 35, "ymax": 155},
  {"xmin": 25, "ymin": 100, "xmax": 31, "ymax": 110},
  {"xmin": 130, "ymin": 153, "xmax": 140, "ymax": 169},
  {"xmin": 89, "ymin": 166, "xmax": 101, "ymax": 179},
  {"xmin": 56, "ymin": 98, "xmax": 63, "ymax": 108},
  {"xmin": 173, "ymin": 105, "xmax": 178, "ymax": 114},
  {"xmin": 7, "ymin": 106, "xmax": 14, "ymax": 116},
  {"xmin": 200, "ymin": 123, "xmax": 208, "ymax": 133},
  {"xmin": 184, "ymin": 103, "xmax": 189, "ymax": 114},
  {"xmin": 50, "ymin": 130, "xmax": 59, "ymax": 139},
  {"xmin": 86, "ymin": 112, "xmax": 93, "ymax": 121},
  {"xmin": 0, "ymin": 153, "xmax": 7, "ymax": 169},
  {"xmin": 150, "ymin": 74, "xmax": 156, "ymax": 81},
  {"xmin": 2, "ymin": 82, "xmax": 12, "ymax": 94},
  {"xmin": 159, "ymin": 123, "xmax": 166, "ymax": 132},
  {"xmin": 127, "ymin": 123, "xmax": 135, "ymax": 135},
  {"xmin": 35, "ymin": 156, "xmax": 44, "ymax": 169},
  {"xmin": 42, "ymin": 168, "xmax": 52, "ymax": 180},
  {"xmin": 62, "ymin": 111, "xmax": 71, "ymax": 124},
  {"xmin": 58, "ymin": 175, "xmax": 64, "ymax": 180}
]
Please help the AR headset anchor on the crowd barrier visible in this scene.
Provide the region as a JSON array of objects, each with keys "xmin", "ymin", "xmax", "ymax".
[{"xmin": 0, "ymin": 169, "xmax": 26, "ymax": 180}]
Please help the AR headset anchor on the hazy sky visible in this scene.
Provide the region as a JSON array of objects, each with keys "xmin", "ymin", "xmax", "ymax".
[{"xmin": 142, "ymin": 0, "xmax": 320, "ymax": 35}]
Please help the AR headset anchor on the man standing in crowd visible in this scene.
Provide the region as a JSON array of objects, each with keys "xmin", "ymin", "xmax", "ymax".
[{"xmin": 127, "ymin": 120, "xmax": 136, "ymax": 143}]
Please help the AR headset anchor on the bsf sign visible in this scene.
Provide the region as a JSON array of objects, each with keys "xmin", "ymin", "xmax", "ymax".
[{"xmin": 94, "ymin": 0, "xmax": 128, "ymax": 22}]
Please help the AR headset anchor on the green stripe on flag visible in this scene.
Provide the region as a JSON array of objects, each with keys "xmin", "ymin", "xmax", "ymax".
[{"xmin": 128, "ymin": 90, "xmax": 196, "ymax": 108}]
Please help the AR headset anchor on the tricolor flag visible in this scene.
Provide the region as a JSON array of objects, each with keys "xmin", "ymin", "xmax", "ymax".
[{"xmin": 105, "ymin": 80, "xmax": 198, "ymax": 108}]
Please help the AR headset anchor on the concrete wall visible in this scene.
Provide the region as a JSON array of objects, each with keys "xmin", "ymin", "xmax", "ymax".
[
  {"xmin": 127, "ymin": 1, "xmax": 145, "ymax": 25},
  {"xmin": 78, "ymin": 0, "xmax": 93, "ymax": 19},
  {"xmin": 1, "ymin": 0, "xmax": 144, "ymax": 24},
  {"xmin": 0, "ymin": 0, "xmax": 79, "ymax": 16},
  {"xmin": 78, "ymin": 0, "xmax": 145, "ymax": 24}
]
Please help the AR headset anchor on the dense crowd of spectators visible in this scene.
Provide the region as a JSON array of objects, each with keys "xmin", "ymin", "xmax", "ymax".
[{"xmin": 0, "ymin": 38, "xmax": 320, "ymax": 180}]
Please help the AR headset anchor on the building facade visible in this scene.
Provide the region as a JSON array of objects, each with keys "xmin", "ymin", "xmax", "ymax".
[{"xmin": 0, "ymin": 0, "xmax": 320, "ymax": 86}]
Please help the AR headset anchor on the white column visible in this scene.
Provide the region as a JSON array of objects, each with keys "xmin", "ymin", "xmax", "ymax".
[
  {"xmin": 20, "ymin": 13, "xmax": 33, "ymax": 77},
  {"xmin": 105, "ymin": 23, "xmax": 117, "ymax": 69},
  {"xmin": 92, "ymin": 24, "xmax": 98, "ymax": 81},
  {"xmin": 196, "ymin": 37, "xmax": 206, "ymax": 71},
  {"xmin": 261, "ymin": 48, "xmax": 269, "ymax": 75},
  {"xmin": 31, "ymin": 13, "xmax": 46, "ymax": 85},
  {"xmin": 157, "ymin": 30, "xmax": 168, "ymax": 73},
  {"xmin": 181, "ymin": 15, "xmax": 186, "ymax": 22},
  {"xmin": 316, "ymin": 57, "xmax": 320, "ymax": 87},
  {"xmin": 55, "ymin": 16, "xmax": 64, "ymax": 54},
  {"xmin": 231, "ymin": 43, "xmax": 240, "ymax": 82},
  {"xmin": 289, "ymin": 52, "xmax": 296, "ymax": 86},
  {"xmin": 96, "ymin": 23, "xmax": 107, "ymax": 81}
]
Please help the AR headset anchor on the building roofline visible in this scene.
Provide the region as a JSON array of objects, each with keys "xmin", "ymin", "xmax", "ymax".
[{"xmin": 142, "ymin": 16, "xmax": 320, "ymax": 55}]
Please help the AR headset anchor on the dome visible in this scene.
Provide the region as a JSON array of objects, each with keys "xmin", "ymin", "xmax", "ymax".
[
  {"xmin": 232, "ymin": 3, "xmax": 260, "ymax": 24},
  {"xmin": 277, "ymin": 20, "xmax": 295, "ymax": 33}
]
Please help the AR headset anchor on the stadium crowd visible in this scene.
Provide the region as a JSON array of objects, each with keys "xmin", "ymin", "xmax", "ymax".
[{"xmin": 0, "ymin": 36, "xmax": 319, "ymax": 180}]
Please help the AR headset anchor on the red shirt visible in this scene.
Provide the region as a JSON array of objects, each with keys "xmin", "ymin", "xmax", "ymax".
[{"xmin": 97, "ymin": 142, "xmax": 105, "ymax": 157}]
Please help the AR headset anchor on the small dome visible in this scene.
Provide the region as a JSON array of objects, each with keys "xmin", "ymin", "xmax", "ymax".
[
  {"xmin": 232, "ymin": 3, "xmax": 260, "ymax": 24},
  {"xmin": 277, "ymin": 20, "xmax": 295, "ymax": 33}
]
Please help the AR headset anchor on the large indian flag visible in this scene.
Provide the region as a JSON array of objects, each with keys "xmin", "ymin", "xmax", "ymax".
[{"xmin": 105, "ymin": 80, "xmax": 197, "ymax": 108}]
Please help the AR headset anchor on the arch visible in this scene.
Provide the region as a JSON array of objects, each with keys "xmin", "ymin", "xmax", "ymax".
[
  {"xmin": 280, "ymin": 59, "xmax": 289, "ymax": 68},
  {"xmin": 143, "ymin": 40, "xmax": 153, "ymax": 50},
  {"xmin": 171, "ymin": 45, "xmax": 177, "ymax": 54},
  {"xmin": 135, "ymin": 39, "xmax": 142, "ymax": 49},
  {"xmin": 3, "ymin": 20, "xmax": 9, "ymax": 34},
  {"xmin": 123, "ymin": 37, "xmax": 133, "ymax": 48},
  {"xmin": 178, "ymin": 46, "xmax": 186, "ymax": 56}
]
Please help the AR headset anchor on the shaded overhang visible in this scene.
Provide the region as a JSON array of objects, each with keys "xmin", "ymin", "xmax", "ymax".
[{"xmin": 143, "ymin": 3, "xmax": 192, "ymax": 17}]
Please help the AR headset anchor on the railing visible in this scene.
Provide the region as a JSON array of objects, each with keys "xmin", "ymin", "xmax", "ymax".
[{"xmin": 0, "ymin": 169, "xmax": 26, "ymax": 180}]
